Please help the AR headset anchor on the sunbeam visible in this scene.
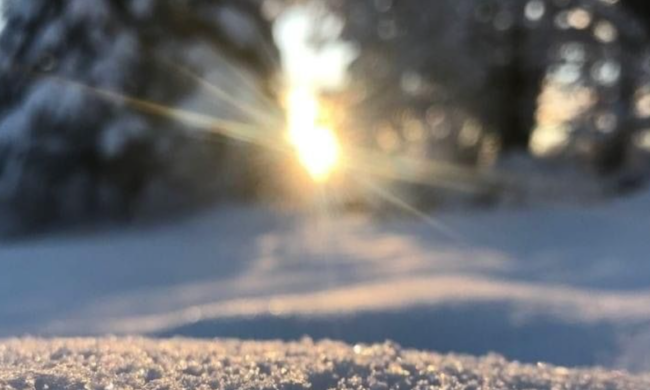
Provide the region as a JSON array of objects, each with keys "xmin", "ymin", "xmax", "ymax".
[
  {"xmin": 159, "ymin": 58, "xmax": 282, "ymax": 128},
  {"xmin": 46, "ymin": 74, "xmax": 285, "ymax": 152},
  {"xmin": 36, "ymin": 68, "xmax": 513, "ymax": 206},
  {"xmin": 359, "ymin": 177, "xmax": 467, "ymax": 243}
]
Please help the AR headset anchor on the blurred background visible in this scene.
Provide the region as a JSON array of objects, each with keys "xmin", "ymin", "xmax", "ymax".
[{"xmin": 1, "ymin": 0, "xmax": 650, "ymax": 373}]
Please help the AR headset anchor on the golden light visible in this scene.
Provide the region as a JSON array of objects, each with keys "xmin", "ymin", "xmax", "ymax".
[{"xmin": 286, "ymin": 87, "xmax": 341, "ymax": 183}]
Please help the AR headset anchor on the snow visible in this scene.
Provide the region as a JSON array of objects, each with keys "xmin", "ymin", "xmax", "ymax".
[
  {"xmin": 0, "ymin": 338, "xmax": 648, "ymax": 390},
  {"xmin": 0, "ymin": 0, "xmax": 6, "ymax": 35},
  {"xmin": 2, "ymin": 189, "xmax": 650, "ymax": 372}
]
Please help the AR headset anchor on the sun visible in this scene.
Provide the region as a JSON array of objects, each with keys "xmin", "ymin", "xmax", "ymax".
[{"xmin": 286, "ymin": 87, "xmax": 341, "ymax": 183}]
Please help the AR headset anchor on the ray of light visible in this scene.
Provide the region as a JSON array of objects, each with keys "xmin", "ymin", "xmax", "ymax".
[
  {"xmin": 344, "ymin": 147, "xmax": 508, "ymax": 195},
  {"xmin": 160, "ymin": 59, "xmax": 282, "ymax": 128},
  {"xmin": 359, "ymin": 177, "xmax": 467, "ymax": 244},
  {"xmin": 39, "ymin": 71, "xmax": 514, "ymax": 199},
  {"xmin": 46, "ymin": 75, "xmax": 289, "ymax": 154}
]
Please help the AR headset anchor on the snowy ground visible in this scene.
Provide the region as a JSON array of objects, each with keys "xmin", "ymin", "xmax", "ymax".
[
  {"xmin": 1, "ymin": 338, "xmax": 649, "ymax": 390},
  {"xmin": 1, "ymin": 189, "xmax": 650, "ymax": 373}
]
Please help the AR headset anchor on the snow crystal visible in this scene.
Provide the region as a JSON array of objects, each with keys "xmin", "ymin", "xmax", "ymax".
[{"xmin": 0, "ymin": 338, "xmax": 647, "ymax": 390}]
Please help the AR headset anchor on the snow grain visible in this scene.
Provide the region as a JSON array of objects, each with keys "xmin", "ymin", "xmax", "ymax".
[{"xmin": 0, "ymin": 338, "xmax": 647, "ymax": 390}]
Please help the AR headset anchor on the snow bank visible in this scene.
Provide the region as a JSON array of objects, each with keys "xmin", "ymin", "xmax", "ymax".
[{"xmin": 0, "ymin": 338, "xmax": 647, "ymax": 390}]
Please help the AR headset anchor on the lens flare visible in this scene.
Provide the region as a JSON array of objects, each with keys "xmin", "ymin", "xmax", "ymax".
[{"xmin": 286, "ymin": 87, "xmax": 340, "ymax": 183}]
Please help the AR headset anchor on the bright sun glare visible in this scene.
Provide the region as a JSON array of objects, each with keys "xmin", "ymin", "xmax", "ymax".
[
  {"xmin": 286, "ymin": 87, "xmax": 341, "ymax": 183},
  {"xmin": 274, "ymin": 4, "xmax": 356, "ymax": 184}
]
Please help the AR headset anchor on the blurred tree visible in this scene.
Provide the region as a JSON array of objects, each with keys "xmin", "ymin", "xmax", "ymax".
[
  {"xmin": 0, "ymin": 0, "xmax": 281, "ymax": 236},
  {"xmin": 323, "ymin": 0, "xmax": 650, "ymax": 200}
]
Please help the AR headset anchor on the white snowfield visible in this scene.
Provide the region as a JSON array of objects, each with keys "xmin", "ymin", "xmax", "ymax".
[
  {"xmin": 2, "ymin": 189, "xmax": 650, "ymax": 371},
  {"xmin": 0, "ymin": 338, "xmax": 648, "ymax": 390}
]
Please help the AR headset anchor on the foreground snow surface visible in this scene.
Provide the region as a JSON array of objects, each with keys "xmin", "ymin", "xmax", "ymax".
[
  {"xmin": 0, "ymin": 338, "xmax": 648, "ymax": 390},
  {"xmin": 3, "ymin": 189, "xmax": 650, "ymax": 371}
]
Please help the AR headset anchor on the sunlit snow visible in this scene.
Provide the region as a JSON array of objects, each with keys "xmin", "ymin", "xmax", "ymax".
[
  {"xmin": 2, "ymin": 189, "xmax": 650, "ymax": 370},
  {"xmin": 1, "ymin": 338, "xmax": 648, "ymax": 390}
]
